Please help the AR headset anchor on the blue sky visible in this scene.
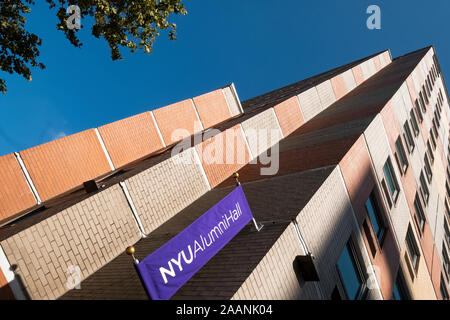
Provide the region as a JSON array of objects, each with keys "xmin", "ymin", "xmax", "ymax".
[{"xmin": 0, "ymin": 0, "xmax": 449, "ymax": 156}]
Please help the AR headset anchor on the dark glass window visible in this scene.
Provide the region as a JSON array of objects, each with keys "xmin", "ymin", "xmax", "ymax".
[
  {"xmin": 440, "ymin": 276, "xmax": 449, "ymax": 300},
  {"xmin": 406, "ymin": 226, "xmax": 420, "ymax": 271},
  {"xmin": 414, "ymin": 100, "xmax": 423, "ymax": 122},
  {"xmin": 413, "ymin": 194, "xmax": 426, "ymax": 231},
  {"xmin": 410, "ymin": 110, "xmax": 420, "ymax": 136},
  {"xmin": 424, "ymin": 153, "xmax": 433, "ymax": 183},
  {"xmin": 395, "ymin": 137, "xmax": 408, "ymax": 173},
  {"xmin": 403, "ymin": 121, "xmax": 415, "ymax": 153},
  {"xmin": 421, "ymin": 87, "xmax": 429, "ymax": 105},
  {"xmin": 443, "ymin": 244, "xmax": 450, "ymax": 280},
  {"xmin": 393, "ymin": 267, "xmax": 410, "ymax": 300},
  {"xmin": 337, "ymin": 241, "xmax": 364, "ymax": 300},
  {"xmin": 420, "ymin": 171, "xmax": 430, "ymax": 204},
  {"xmin": 383, "ymin": 157, "xmax": 400, "ymax": 202},
  {"xmin": 365, "ymin": 190, "xmax": 386, "ymax": 242}
]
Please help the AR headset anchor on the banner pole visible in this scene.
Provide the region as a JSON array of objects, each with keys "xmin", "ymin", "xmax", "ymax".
[
  {"xmin": 233, "ymin": 172, "xmax": 263, "ymax": 232},
  {"xmin": 126, "ymin": 246, "xmax": 152, "ymax": 300}
]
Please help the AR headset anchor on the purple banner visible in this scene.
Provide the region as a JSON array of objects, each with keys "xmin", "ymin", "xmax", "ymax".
[{"xmin": 136, "ymin": 185, "xmax": 254, "ymax": 300}]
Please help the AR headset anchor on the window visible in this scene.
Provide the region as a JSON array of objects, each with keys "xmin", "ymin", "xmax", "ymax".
[
  {"xmin": 421, "ymin": 87, "xmax": 429, "ymax": 106},
  {"xmin": 406, "ymin": 226, "xmax": 420, "ymax": 271},
  {"xmin": 443, "ymin": 244, "xmax": 449, "ymax": 280},
  {"xmin": 403, "ymin": 121, "xmax": 415, "ymax": 153},
  {"xmin": 427, "ymin": 140, "xmax": 435, "ymax": 163},
  {"xmin": 336, "ymin": 240, "xmax": 365, "ymax": 300},
  {"xmin": 365, "ymin": 190, "xmax": 386, "ymax": 243},
  {"xmin": 414, "ymin": 100, "xmax": 423, "ymax": 122},
  {"xmin": 430, "ymin": 129, "xmax": 437, "ymax": 150},
  {"xmin": 419, "ymin": 171, "xmax": 430, "ymax": 204},
  {"xmin": 425, "ymin": 80, "xmax": 431, "ymax": 97},
  {"xmin": 441, "ymin": 275, "xmax": 449, "ymax": 300},
  {"xmin": 410, "ymin": 109, "xmax": 420, "ymax": 136},
  {"xmin": 424, "ymin": 153, "xmax": 433, "ymax": 183},
  {"xmin": 444, "ymin": 218, "xmax": 450, "ymax": 248},
  {"xmin": 393, "ymin": 267, "xmax": 410, "ymax": 300},
  {"xmin": 395, "ymin": 137, "xmax": 409, "ymax": 173},
  {"xmin": 383, "ymin": 157, "xmax": 400, "ymax": 203},
  {"xmin": 413, "ymin": 194, "xmax": 426, "ymax": 232}
]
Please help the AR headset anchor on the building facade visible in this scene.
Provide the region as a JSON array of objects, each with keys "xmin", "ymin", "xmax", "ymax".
[{"xmin": 0, "ymin": 46, "xmax": 449, "ymax": 300}]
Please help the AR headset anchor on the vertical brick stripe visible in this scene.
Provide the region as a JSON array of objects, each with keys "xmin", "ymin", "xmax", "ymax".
[
  {"xmin": 98, "ymin": 112, "xmax": 164, "ymax": 169},
  {"xmin": 193, "ymin": 89, "xmax": 232, "ymax": 128},
  {"xmin": 195, "ymin": 125, "xmax": 250, "ymax": 188},
  {"xmin": 0, "ymin": 154, "xmax": 36, "ymax": 222},
  {"xmin": 273, "ymin": 96, "xmax": 304, "ymax": 137},
  {"xmin": 153, "ymin": 99, "xmax": 202, "ymax": 145}
]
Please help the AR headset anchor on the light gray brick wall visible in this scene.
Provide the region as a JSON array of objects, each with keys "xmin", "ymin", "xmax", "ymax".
[
  {"xmin": 125, "ymin": 147, "xmax": 210, "ymax": 234},
  {"xmin": 342, "ymin": 69, "xmax": 357, "ymax": 92},
  {"xmin": 0, "ymin": 184, "xmax": 141, "ymax": 300},
  {"xmin": 297, "ymin": 87, "xmax": 322, "ymax": 121},
  {"xmin": 316, "ymin": 80, "xmax": 336, "ymax": 110},
  {"xmin": 240, "ymin": 108, "xmax": 283, "ymax": 158},
  {"xmin": 364, "ymin": 115, "xmax": 411, "ymax": 250},
  {"xmin": 223, "ymin": 86, "xmax": 242, "ymax": 117}
]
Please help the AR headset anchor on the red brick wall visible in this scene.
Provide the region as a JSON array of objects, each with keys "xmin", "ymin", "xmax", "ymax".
[
  {"xmin": 153, "ymin": 99, "xmax": 201, "ymax": 145},
  {"xmin": 352, "ymin": 65, "xmax": 365, "ymax": 86},
  {"xmin": 193, "ymin": 89, "xmax": 231, "ymax": 128},
  {"xmin": 273, "ymin": 97, "xmax": 304, "ymax": 136},
  {"xmin": 330, "ymin": 74, "xmax": 348, "ymax": 100},
  {"xmin": 20, "ymin": 129, "xmax": 111, "ymax": 201},
  {"xmin": 195, "ymin": 125, "xmax": 250, "ymax": 188},
  {"xmin": 0, "ymin": 154, "xmax": 36, "ymax": 222},
  {"xmin": 98, "ymin": 112, "xmax": 164, "ymax": 168},
  {"xmin": 339, "ymin": 136, "xmax": 400, "ymax": 299}
]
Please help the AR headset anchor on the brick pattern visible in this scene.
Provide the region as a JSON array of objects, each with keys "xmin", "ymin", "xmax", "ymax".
[
  {"xmin": 316, "ymin": 80, "xmax": 336, "ymax": 110},
  {"xmin": 297, "ymin": 87, "xmax": 322, "ymax": 121},
  {"xmin": 0, "ymin": 184, "xmax": 141, "ymax": 300},
  {"xmin": 0, "ymin": 154, "xmax": 36, "ymax": 222},
  {"xmin": 273, "ymin": 96, "xmax": 304, "ymax": 137},
  {"xmin": 125, "ymin": 147, "xmax": 210, "ymax": 234},
  {"xmin": 193, "ymin": 89, "xmax": 231, "ymax": 128},
  {"xmin": 98, "ymin": 112, "xmax": 164, "ymax": 168},
  {"xmin": 331, "ymin": 74, "xmax": 348, "ymax": 100},
  {"xmin": 342, "ymin": 69, "xmax": 357, "ymax": 92},
  {"xmin": 240, "ymin": 108, "xmax": 283, "ymax": 158},
  {"xmin": 232, "ymin": 224, "xmax": 306, "ymax": 300},
  {"xmin": 352, "ymin": 65, "xmax": 365, "ymax": 86},
  {"xmin": 20, "ymin": 129, "xmax": 111, "ymax": 202},
  {"xmin": 196, "ymin": 125, "xmax": 250, "ymax": 188},
  {"xmin": 153, "ymin": 99, "xmax": 202, "ymax": 145},
  {"xmin": 222, "ymin": 86, "xmax": 242, "ymax": 117},
  {"xmin": 364, "ymin": 115, "xmax": 410, "ymax": 250}
]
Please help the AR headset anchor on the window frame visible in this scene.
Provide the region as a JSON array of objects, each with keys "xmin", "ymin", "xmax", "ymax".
[
  {"xmin": 365, "ymin": 189, "xmax": 387, "ymax": 245},
  {"xmin": 413, "ymin": 193, "xmax": 426, "ymax": 233},
  {"xmin": 336, "ymin": 239, "xmax": 367, "ymax": 300},
  {"xmin": 403, "ymin": 121, "xmax": 415, "ymax": 153},
  {"xmin": 410, "ymin": 109, "xmax": 420, "ymax": 136},
  {"xmin": 395, "ymin": 136, "xmax": 409, "ymax": 173},
  {"xmin": 419, "ymin": 171, "xmax": 430, "ymax": 204},
  {"xmin": 383, "ymin": 157, "xmax": 400, "ymax": 204},
  {"xmin": 405, "ymin": 226, "xmax": 421, "ymax": 273}
]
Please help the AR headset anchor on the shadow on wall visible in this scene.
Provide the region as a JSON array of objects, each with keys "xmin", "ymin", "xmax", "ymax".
[{"xmin": 0, "ymin": 265, "xmax": 31, "ymax": 300}]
